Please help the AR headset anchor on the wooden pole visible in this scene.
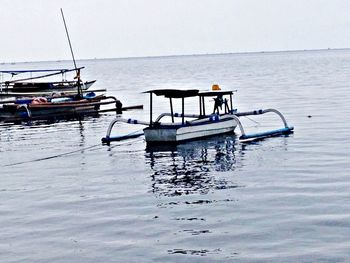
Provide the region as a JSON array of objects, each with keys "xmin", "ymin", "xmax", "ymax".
[
  {"xmin": 182, "ymin": 97, "xmax": 184, "ymax": 125},
  {"xmin": 60, "ymin": 8, "xmax": 82, "ymax": 98},
  {"xmin": 202, "ymin": 96, "xmax": 206, "ymax": 116},
  {"xmin": 150, "ymin": 92, "xmax": 153, "ymax": 127},
  {"xmin": 170, "ymin": 98, "xmax": 174, "ymax": 123}
]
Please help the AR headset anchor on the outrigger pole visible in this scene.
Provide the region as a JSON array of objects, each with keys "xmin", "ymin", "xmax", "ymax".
[
  {"xmin": 1, "ymin": 68, "xmax": 84, "ymax": 84},
  {"xmin": 60, "ymin": 8, "xmax": 82, "ymax": 98}
]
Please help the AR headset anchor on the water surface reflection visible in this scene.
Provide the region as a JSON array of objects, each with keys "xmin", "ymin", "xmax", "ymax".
[{"xmin": 145, "ymin": 135, "xmax": 244, "ymax": 197}]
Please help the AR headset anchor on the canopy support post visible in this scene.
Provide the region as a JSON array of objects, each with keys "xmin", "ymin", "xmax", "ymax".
[
  {"xmin": 182, "ymin": 97, "xmax": 184, "ymax": 125},
  {"xmin": 150, "ymin": 92, "xmax": 153, "ymax": 127},
  {"xmin": 170, "ymin": 98, "xmax": 174, "ymax": 123},
  {"xmin": 202, "ymin": 96, "xmax": 206, "ymax": 116}
]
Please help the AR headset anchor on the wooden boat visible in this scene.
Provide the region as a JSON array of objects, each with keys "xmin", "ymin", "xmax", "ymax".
[
  {"xmin": 6, "ymin": 79, "xmax": 95, "ymax": 93},
  {"xmin": 103, "ymin": 86, "xmax": 294, "ymax": 144},
  {"xmin": 0, "ymin": 93, "xmax": 123, "ymax": 123},
  {"xmin": 0, "ymin": 10, "xmax": 141, "ymax": 123},
  {"xmin": 143, "ymin": 89, "xmax": 237, "ymax": 143},
  {"xmin": 0, "ymin": 68, "xmax": 95, "ymax": 95},
  {"xmin": 0, "ymin": 67, "xmax": 124, "ymax": 122},
  {"xmin": 0, "ymin": 88, "xmax": 107, "ymax": 98}
]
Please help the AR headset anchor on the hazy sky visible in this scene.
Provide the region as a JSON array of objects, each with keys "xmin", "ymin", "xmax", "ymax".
[{"xmin": 1, "ymin": 0, "xmax": 350, "ymax": 62}]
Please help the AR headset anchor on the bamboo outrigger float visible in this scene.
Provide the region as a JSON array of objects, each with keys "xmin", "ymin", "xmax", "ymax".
[{"xmin": 102, "ymin": 86, "xmax": 294, "ymax": 144}]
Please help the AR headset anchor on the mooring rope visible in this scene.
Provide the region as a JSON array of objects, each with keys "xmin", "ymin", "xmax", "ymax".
[
  {"xmin": 3, "ymin": 144, "xmax": 101, "ymax": 167},
  {"xmin": 3, "ymin": 130, "xmax": 144, "ymax": 167},
  {"xmin": 243, "ymin": 115, "xmax": 261, "ymax": 125}
]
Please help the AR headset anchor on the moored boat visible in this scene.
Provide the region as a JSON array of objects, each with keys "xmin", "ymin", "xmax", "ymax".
[
  {"xmin": 0, "ymin": 68, "xmax": 96, "ymax": 96},
  {"xmin": 0, "ymin": 93, "xmax": 123, "ymax": 123},
  {"xmin": 102, "ymin": 86, "xmax": 294, "ymax": 144},
  {"xmin": 0, "ymin": 10, "xmax": 138, "ymax": 123},
  {"xmin": 7, "ymin": 79, "xmax": 95, "ymax": 93},
  {"xmin": 142, "ymin": 89, "xmax": 237, "ymax": 143}
]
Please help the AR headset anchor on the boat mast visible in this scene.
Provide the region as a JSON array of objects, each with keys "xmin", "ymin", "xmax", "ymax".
[{"xmin": 60, "ymin": 8, "xmax": 82, "ymax": 98}]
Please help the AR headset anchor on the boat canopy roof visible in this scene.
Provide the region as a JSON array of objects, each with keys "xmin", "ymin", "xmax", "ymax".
[
  {"xmin": 144, "ymin": 89, "xmax": 199, "ymax": 98},
  {"xmin": 198, "ymin": 90, "xmax": 235, "ymax": 96}
]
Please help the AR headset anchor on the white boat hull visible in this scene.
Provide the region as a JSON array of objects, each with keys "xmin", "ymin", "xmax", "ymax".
[{"xmin": 144, "ymin": 115, "xmax": 237, "ymax": 143}]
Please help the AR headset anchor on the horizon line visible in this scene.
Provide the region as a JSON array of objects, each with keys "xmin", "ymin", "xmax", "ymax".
[{"xmin": 1, "ymin": 47, "xmax": 349, "ymax": 65}]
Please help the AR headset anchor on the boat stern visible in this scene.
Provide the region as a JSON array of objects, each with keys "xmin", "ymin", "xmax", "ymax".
[{"xmin": 143, "ymin": 126, "xmax": 178, "ymax": 143}]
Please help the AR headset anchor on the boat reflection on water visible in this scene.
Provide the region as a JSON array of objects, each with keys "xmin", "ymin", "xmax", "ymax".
[{"xmin": 145, "ymin": 134, "xmax": 244, "ymax": 197}]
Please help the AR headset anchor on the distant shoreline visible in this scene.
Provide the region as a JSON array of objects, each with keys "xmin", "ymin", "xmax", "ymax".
[{"xmin": 1, "ymin": 47, "xmax": 349, "ymax": 65}]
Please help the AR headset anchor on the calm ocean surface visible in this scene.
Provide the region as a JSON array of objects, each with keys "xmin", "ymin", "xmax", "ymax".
[{"xmin": 1, "ymin": 50, "xmax": 350, "ymax": 262}]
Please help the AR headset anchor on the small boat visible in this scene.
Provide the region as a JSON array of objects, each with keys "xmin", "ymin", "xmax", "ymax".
[
  {"xmin": 143, "ymin": 89, "xmax": 237, "ymax": 143},
  {"xmin": 0, "ymin": 10, "xmax": 137, "ymax": 123},
  {"xmin": 6, "ymin": 79, "xmax": 95, "ymax": 93},
  {"xmin": 0, "ymin": 68, "xmax": 95, "ymax": 96},
  {"xmin": 0, "ymin": 67, "xmax": 126, "ymax": 123},
  {"xmin": 0, "ymin": 87, "xmax": 107, "ymax": 98},
  {"xmin": 0, "ymin": 93, "xmax": 123, "ymax": 123},
  {"xmin": 102, "ymin": 86, "xmax": 294, "ymax": 144}
]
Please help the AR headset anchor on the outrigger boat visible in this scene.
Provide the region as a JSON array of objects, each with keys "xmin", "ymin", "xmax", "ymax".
[
  {"xmin": 0, "ymin": 10, "xmax": 135, "ymax": 123},
  {"xmin": 143, "ymin": 89, "xmax": 237, "ymax": 143},
  {"xmin": 102, "ymin": 86, "xmax": 294, "ymax": 144},
  {"xmin": 0, "ymin": 93, "xmax": 124, "ymax": 123},
  {"xmin": 0, "ymin": 67, "xmax": 121, "ymax": 123},
  {"xmin": 0, "ymin": 68, "xmax": 96, "ymax": 97}
]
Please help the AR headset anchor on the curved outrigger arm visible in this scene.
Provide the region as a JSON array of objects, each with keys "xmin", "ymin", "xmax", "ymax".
[
  {"xmin": 102, "ymin": 117, "xmax": 148, "ymax": 144},
  {"xmin": 233, "ymin": 109, "xmax": 294, "ymax": 140}
]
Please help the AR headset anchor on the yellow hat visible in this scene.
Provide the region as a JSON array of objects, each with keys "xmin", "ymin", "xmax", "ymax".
[{"xmin": 212, "ymin": 84, "xmax": 221, "ymax": 90}]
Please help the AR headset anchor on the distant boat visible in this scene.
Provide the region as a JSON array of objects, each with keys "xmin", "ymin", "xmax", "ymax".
[
  {"xmin": 0, "ymin": 9, "xmax": 128, "ymax": 123},
  {"xmin": 0, "ymin": 93, "xmax": 123, "ymax": 123},
  {"xmin": 0, "ymin": 67, "xmax": 120, "ymax": 123},
  {"xmin": 6, "ymin": 80, "xmax": 95, "ymax": 93},
  {"xmin": 0, "ymin": 67, "xmax": 95, "ymax": 95}
]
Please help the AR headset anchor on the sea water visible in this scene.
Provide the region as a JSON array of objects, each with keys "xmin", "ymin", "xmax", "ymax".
[{"xmin": 1, "ymin": 50, "xmax": 350, "ymax": 262}]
